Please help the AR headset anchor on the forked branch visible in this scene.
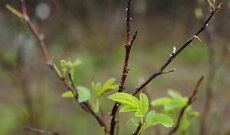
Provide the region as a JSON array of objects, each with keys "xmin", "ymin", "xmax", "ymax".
[
  {"xmin": 132, "ymin": 2, "xmax": 221, "ymax": 96},
  {"xmin": 132, "ymin": 123, "xmax": 142, "ymax": 135},
  {"xmin": 110, "ymin": 0, "xmax": 138, "ymax": 134}
]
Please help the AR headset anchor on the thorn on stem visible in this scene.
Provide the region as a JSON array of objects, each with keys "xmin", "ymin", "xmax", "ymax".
[
  {"xmin": 173, "ymin": 46, "xmax": 176, "ymax": 54},
  {"xmin": 194, "ymin": 35, "xmax": 202, "ymax": 42}
]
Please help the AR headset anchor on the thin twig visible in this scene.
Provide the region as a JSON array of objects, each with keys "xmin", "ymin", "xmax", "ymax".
[
  {"xmin": 132, "ymin": 2, "xmax": 221, "ymax": 96},
  {"xmin": 7, "ymin": 1, "xmax": 108, "ymax": 134},
  {"xmin": 132, "ymin": 123, "xmax": 142, "ymax": 135},
  {"xmin": 110, "ymin": 0, "xmax": 138, "ymax": 134},
  {"xmin": 167, "ymin": 76, "xmax": 204, "ymax": 135},
  {"xmin": 24, "ymin": 127, "xmax": 60, "ymax": 135}
]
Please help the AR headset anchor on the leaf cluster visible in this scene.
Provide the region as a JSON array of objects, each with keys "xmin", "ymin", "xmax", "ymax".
[
  {"xmin": 108, "ymin": 93, "xmax": 174, "ymax": 134},
  {"xmin": 151, "ymin": 89, "xmax": 200, "ymax": 133}
]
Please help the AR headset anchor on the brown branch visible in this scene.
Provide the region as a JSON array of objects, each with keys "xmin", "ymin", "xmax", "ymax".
[
  {"xmin": 7, "ymin": 0, "xmax": 109, "ymax": 134},
  {"xmin": 24, "ymin": 127, "xmax": 60, "ymax": 135},
  {"xmin": 132, "ymin": 123, "xmax": 142, "ymax": 135},
  {"xmin": 110, "ymin": 0, "xmax": 138, "ymax": 134},
  {"xmin": 167, "ymin": 76, "xmax": 204, "ymax": 135},
  {"xmin": 132, "ymin": 2, "xmax": 221, "ymax": 96}
]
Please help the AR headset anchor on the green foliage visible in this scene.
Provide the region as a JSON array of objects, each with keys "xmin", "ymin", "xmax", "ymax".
[
  {"xmin": 108, "ymin": 93, "xmax": 150, "ymax": 117},
  {"xmin": 77, "ymin": 86, "xmax": 91, "ymax": 103},
  {"xmin": 61, "ymin": 91, "xmax": 75, "ymax": 98},
  {"xmin": 62, "ymin": 77, "xmax": 118, "ymax": 112},
  {"xmin": 54, "ymin": 59, "xmax": 82, "ymax": 78},
  {"xmin": 136, "ymin": 93, "xmax": 149, "ymax": 117},
  {"xmin": 108, "ymin": 93, "xmax": 140, "ymax": 112},
  {"xmin": 151, "ymin": 89, "xmax": 200, "ymax": 133},
  {"xmin": 62, "ymin": 86, "xmax": 91, "ymax": 103},
  {"xmin": 108, "ymin": 92, "xmax": 174, "ymax": 134},
  {"xmin": 90, "ymin": 78, "xmax": 118, "ymax": 112},
  {"xmin": 92, "ymin": 78, "xmax": 119, "ymax": 97},
  {"xmin": 144, "ymin": 111, "xmax": 174, "ymax": 130},
  {"xmin": 127, "ymin": 118, "xmax": 139, "ymax": 126},
  {"xmin": 151, "ymin": 89, "xmax": 188, "ymax": 111}
]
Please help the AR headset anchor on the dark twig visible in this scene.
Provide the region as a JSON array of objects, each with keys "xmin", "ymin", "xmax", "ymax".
[
  {"xmin": 24, "ymin": 127, "xmax": 60, "ymax": 135},
  {"xmin": 110, "ymin": 0, "xmax": 138, "ymax": 134},
  {"xmin": 167, "ymin": 76, "xmax": 204, "ymax": 135},
  {"xmin": 132, "ymin": 123, "xmax": 142, "ymax": 135},
  {"xmin": 7, "ymin": 1, "xmax": 108, "ymax": 134},
  {"xmin": 132, "ymin": 2, "xmax": 221, "ymax": 96}
]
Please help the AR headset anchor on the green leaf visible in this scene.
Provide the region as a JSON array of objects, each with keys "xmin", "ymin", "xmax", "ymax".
[
  {"xmin": 77, "ymin": 86, "xmax": 91, "ymax": 103},
  {"xmin": 187, "ymin": 111, "xmax": 200, "ymax": 119},
  {"xmin": 127, "ymin": 118, "xmax": 139, "ymax": 126},
  {"xmin": 138, "ymin": 93, "xmax": 149, "ymax": 116},
  {"xmin": 96, "ymin": 78, "xmax": 118, "ymax": 96},
  {"xmin": 91, "ymin": 82, "xmax": 101, "ymax": 93},
  {"xmin": 102, "ymin": 78, "xmax": 116, "ymax": 90},
  {"xmin": 108, "ymin": 93, "xmax": 139, "ymax": 108},
  {"xmin": 120, "ymin": 105, "xmax": 139, "ymax": 112},
  {"xmin": 91, "ymin": 99, "xmax": 100, "ymax": 113},
  {"xmin": 164, "ymin": 98, "xmax": 188, "ymax": 110},
  {"xmin": 180, "ymin": 117, "xmax": 190, "ymax": 132},
  {"xmin": 165, "ymin": 109, "xmax": 177, "ymax": 118},
  {"xmin": 151, "ymin": 98, "xmax": 172, "ymax": 106},
  {"xmin": 145, "ymin": 111, "xmax": 174, "ymax": 128},
  {"xmin": 185, "ymin": 105, "xmax": 192, "ymax": 112},
  {"xmin": 61, "ymin": 91, "xmax": 75, "ymax": 98},
  {"xmin": 168, "ymin": 89, "xmax": 183, "ymax": 99}
]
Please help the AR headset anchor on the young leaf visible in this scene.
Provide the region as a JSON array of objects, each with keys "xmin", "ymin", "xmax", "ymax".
[
  {"xmin": 91, "ymin": 99, "xmax": 100, "ymax": 113},
  {"xmin": 187, "ymin": 111, "xmax": 200, "ymax": 119},
  {"xmin": 108, "ymin": 93, "xmax": 139, "ymax": 108},
  {"xmin": 137, "ymin": 93, "xmax": 149, "ymax": 116},
  {"xmin": 77, "ymin": 86, "xmax": 91, "ymax": 103},
  {"xmin": 168, "ymin": 89, "xmax": 183, "ymax": 99},
  {"xmin": 145, "ymin": 111, "xmax": 174, "ymax": 128},
  {"xmin": 127, "ymin": 118, "xmax": 140, "ymax": 126},
  {"xmin": 164, "ymin": 98, "xmax": 188, "ymax": 110},
  {"xmin": 180, "ymin": 117, "xmax": 190, "ymax": 132},
  {"xmin": 96, "ymin": 78, "xmax": 118, "ymax": 96},
  {"xmin": 102, "ymin": 78, "xmax": 116, "ymax": 90},
  {"xmin": 62, "ymin": 91, "xmax": 75, "ymax": 98},
  {"xmin": 120, "ymin": 105, "xmax": 139, "ymax": 112},
  {"xmin": 165, "ymin": 109, "xmax": 177, "ymax": 118},
  {"xmin": 91, "ymin": 82, "xmax": 101, "ymax": 93},
  {"xmin": 151, "ymin": 98, "xmax": 172, "ymax": 106}
]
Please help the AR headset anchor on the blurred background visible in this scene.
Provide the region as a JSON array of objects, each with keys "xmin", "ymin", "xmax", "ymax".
[{"xmin": 0, "ymin": 0, "xmax": 230, "ymax": 135}]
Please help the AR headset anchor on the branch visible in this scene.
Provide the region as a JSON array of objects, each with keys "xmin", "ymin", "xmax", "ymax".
[
  {"xmin": 6, "ymin": 1, "xmax": 108, "ymax": 134},
  {"xmin": 132, "ymin": 2, "xmax": 221, "ymax": 96},
  {"xmin": 132, "ymin": 123, "xmax": 142, "ymax": 135},
  {"xmin": 167, "ymin": 76, "xmax": 204, "ymax": 135},
  {"xmin": 110, "ymin": 0, "xmax": 138, "ymax": 134},
  {"xmin": 24, "ymin": 127, "xmax": 60, "ymax": 135}
]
